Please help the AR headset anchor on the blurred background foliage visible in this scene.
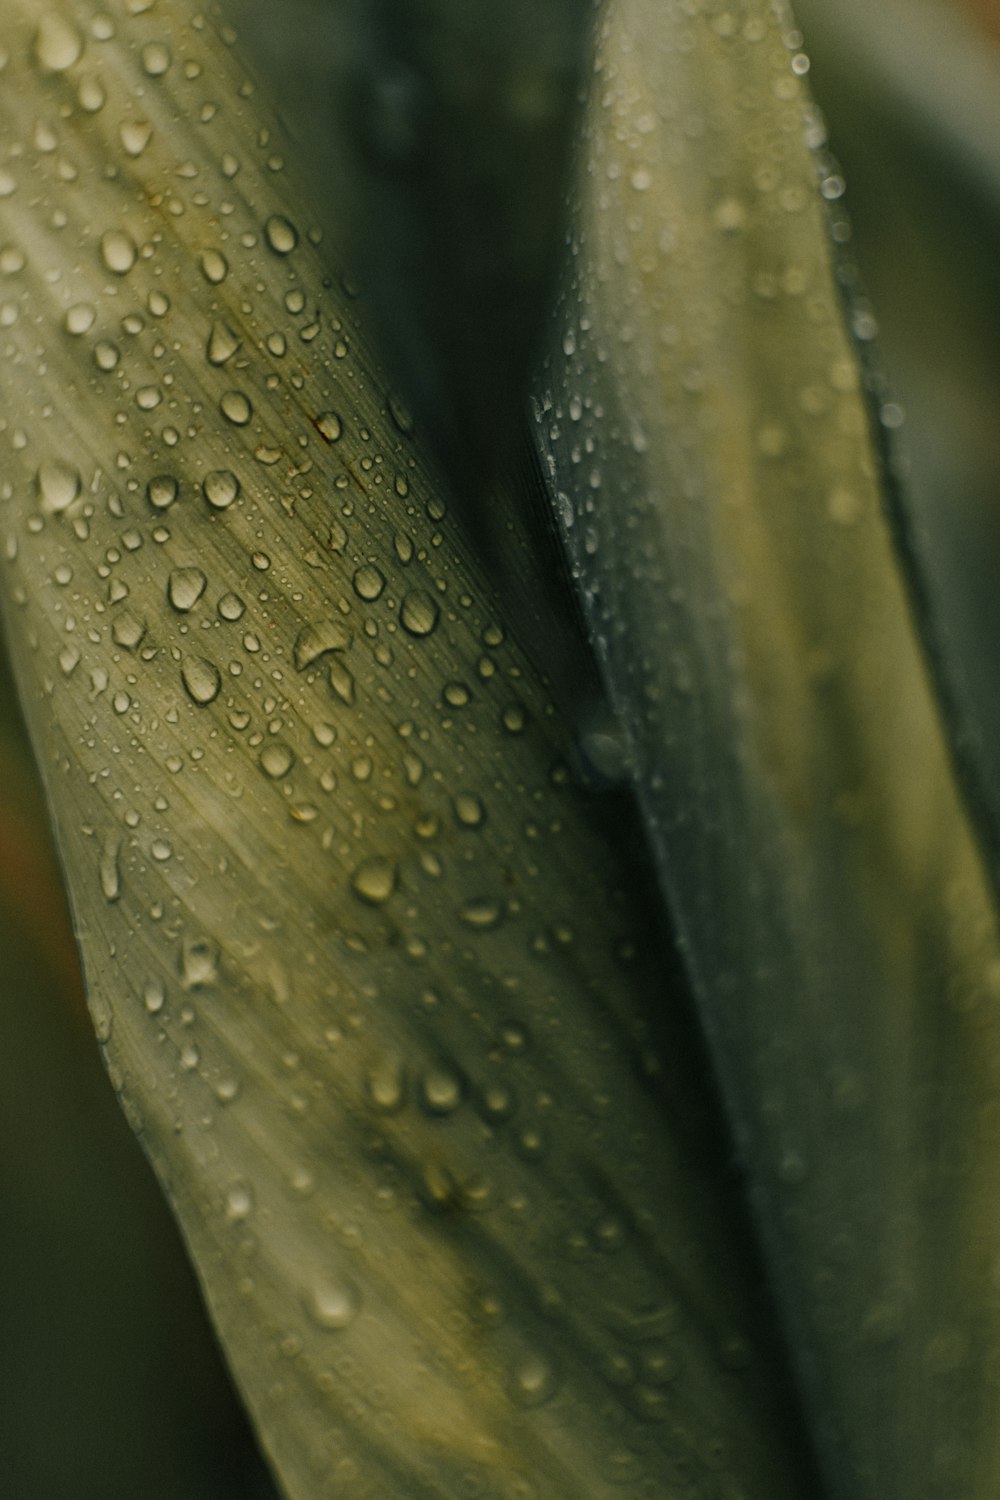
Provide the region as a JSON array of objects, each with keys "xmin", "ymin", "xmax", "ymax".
[{"xmin": 2, "ymin": 0, "xmax": 1000, "ymax": 1494}]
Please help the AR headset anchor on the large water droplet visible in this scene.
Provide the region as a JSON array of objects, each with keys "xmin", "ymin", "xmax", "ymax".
[
  {"xmin": 314, "ymin": 411, "xmax": 342, "ymax": 442},
  {"xmin": 264, "ymin": 214, "xmax": 298, "ymax": 255},
  {"xmin": 399, "ymin": 590, "xmax": 439, "ymax": 637},
  {"xmin": 36, "ymin": 460, "xmax": 80, "ymax": 514},
  {"xmin": 120, "ymin": 119, "xmax": 153, "ymax": 157},
  {"xmin": 99, "ymin": 229, "xmax": 137, "ymax": 275},
  {"xmin": 181, "ymin": 655, "xmax": 221, "ymax": 705},
  {"xmin": 140, "ymin": 41, "xmax": 171, "ymax": 76},
  {"xmin": 220, "ymin": 390, "xmax": 252, "ymax": 426},
  {"xmin": 260, "ymin": 742, "xmax": 294, "ymax": 779},
  {"xmin": 217, "ymin": 592, "xmax": 245, "ymax": 621},
  {"xmin": 168, "ymin": 567, "xmax": 207, "ymax": 612},
  {"xmin": 199, "ymin": 248, "xmax": 228, "ymax": 284},
  {"xmin": 35, "ymin": 16, "xmax": 83, "ymax": 72},
  {"xmin": 353, "ymin": 564, "xmax": 385, "ymax": 602},
  {"xmin": 206, "ymin": 319, "xmax": 241, "ymax": 366},
  {"xmin": 64, "ymin": 302, "xmax": 96, "ymax": 335},
  {"xmin": 293, "ymin": 619, "xmax": 350, "ymax": 670},
  {"xmin": 202, "ymin": 469, "xmax": 239, "ymax": 510},
  {"xmin": 111, "ymin": 610, "xmax": 146, "ymax": 650},
  {"xmin": 146, "ymin": 473, "xmax": 179, "ymax": 510},
  {"xmin": 350, "ymin": 856, "xmax": 397, "ymax": 905}
]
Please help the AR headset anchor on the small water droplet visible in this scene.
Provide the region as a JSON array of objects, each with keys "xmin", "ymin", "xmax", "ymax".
[
  {"xmin": 420, "ymin": 1064, "xmax": 463, "ymax": 1116},
  {"xmin": 202, "ymin": 469, "xmax": 239, "ymax": 510},
  {"xmin": 100, "ymin": 835, "xmax": 121, "ymax": 902},
  {"xmin": 99, "ymin": 229, "xmax": 137, "ymax": 275},
  {"xmin": 180, "ymin": 934, "xmax": 219, "ymax": 988},
  {"xmin": 453, "ymin": 792, "xmax": 484, "ymax": 828},
  {"xmin": 145, "ymin": 473, "xmax": 178, "ymax": 510},
  {"xmin": 260, "ymin": 742, "xmax": 294, "ymax": 779},
  {"xmin": 460, "ymin": 897, "xmax": 503, "ymax": 930},
  {"xmin": 220, "ymin": 389, "xmax": 252, "ymax": 425},
  {"xmin": 366, "ymin": 1056, "xmax": 406, "ymax": 1113},
  {"xmin": 306, "ymin": 1278, "xmax": 359, "ymax": 1331},
  {"xmin": 168, "ymin": 567, "xmax": 207, "ymax": 612},
  {"xmin": 509, "ymin": 1354, "xmax": 557, "ymax": 1408},
  {"xmin": 353, "ymin": 564, "xmax": 385, "ymax": 602},
  {"xmin": 329, "ymin": 659, "xmax": 355, "ymax": 705},
  {"xmin": 206, "ymin": 319, "xmax": 241, "ymax": 365},
  {"xmin": 143, "ymin": 979, "xmax": 165, "ymax": 1014},
  {"xmin": 181, "ymin": 655, "xmax": 221, "ymax": 705},
  {"xmin": 225, "ymin": 1181, "xmax": 254, "ymax": 1221},
  {"xmin": 399, "ymin": 590, "xmax": 439, "ymax": 637},
  {"xmin": 264, "ymin": 214, "xmax": 298, "ymax": 255},
  {"xmin": 350, "ymin": 856, "xmax": 397, "ymax": 905},
  {"xmin": 36, "ymin": 460, "xmax": 80, "ymax": 514}
]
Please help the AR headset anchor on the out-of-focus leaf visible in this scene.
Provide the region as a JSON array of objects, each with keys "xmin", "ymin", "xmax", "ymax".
[
  {"xmin": 535, "ymin": 2, "xmax": 1000, "ymax": 1496},
  {"xmin": 795, "ymin": 0, "xmax": 1000, "ymax": 888},
  {"xmin": 226, "ymin": 0, "xmax": 592, "ymax": 499},
  {"xmin": 0, "ymin": 3, "xmax": 822, "ymax": 1496}
]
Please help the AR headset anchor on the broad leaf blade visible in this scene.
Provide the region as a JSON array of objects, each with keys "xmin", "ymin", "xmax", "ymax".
[
  {"xmin": 0, "ymin": 2, "xmax": 818, "ymax": 1495},
  {"xmin": 535, "ymin": 2, "xmax": 1000, "ymax": 1496}
]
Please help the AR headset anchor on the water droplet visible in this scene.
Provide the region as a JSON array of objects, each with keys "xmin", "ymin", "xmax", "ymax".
[
  {"xmin": 293, "ymin": 619, "xmax": 350, "ymax": 669},
  {"xmin": 206, "ymin": 319, "xmax": 241, "ymax": 365},
  {"xmin": 199, "ymin": 248, "xmax": 228, "ymax": 284},
  {"xmin": 143, "ymin": 979, "xmax": 165, "ymax": 1014},
  {"xmin": 306, "ymin": 1278, "xmax": 359, "ymax": 1331},
  {"xmin": 145, "ymin": 473, "xmax": 178, "ymax": 510},
  {"xmin": 181, "ymin": 655, "xmax": 221, "ymax": 705},
  {"xmin": 111, "ymin": 610, "xmax": 146, "ymax": 650},
  {"xmin": 168, "ymin": 567, "xmax": 207, "ymax": 612},
  {"xmin": 99, "ymin": 229, "xmax": 137, "ymax": 275},
  {"xmin": 136, "ymin": 384, "xmax": 162, "ymax": 411},
  {"xmin": 314, "ymin": 411, "xmax": 342, "ymax": 442},
  {"xmin": 140, "ymin": 40, "xmax": 171, "ymax": 76},
  {"xmin": 180, "ymin": 934, "xmax": 219, "ymax": 988},
  {"xmin": 35, "ymin": 16, "xmax": 83, "ymax": 71},
  {"xmin": 120, "ymin": 119, "xmax": 153, "ymax": 157},
  {"xmin": 350, "ymin": 856, "xmax": 397, "ymax": 905},
  {"xmin": 260, "ymin": 742, "xmax": 294, "ymax": 779},
  {"xmin": 202, "ymin": 469, "xmax": 239, "ymax": 510},
  {"xmin": 218, "ymin": 591, "xmax": 245, "ymax": 621},
  {"xmin": 399, "ymin": 590, "xmax": 439, "ymax": 637},
  {"xmin": 453, "ymin": 793, "xmax": 484, "ymax": 828},
  {"xmin": 100, "ymin": 836, "xmax": 121, "ymax": 902},
  {"xmin": 64, "ymin": 302, "xmax": 96, "ymax": 335},
  {"xmin": 460, "ymin": 897, "xmax": 503, "ymax": 930},
  {"xmin": 36, "ymin": 460, "xmax": 80, "ymax": 514},
  {"xmin": 353, "ymin": 564, "xmax": 385, "ymax": 602},
  {"xmin": 225, "ymin": 1181, "xmax": 254, "ymax": 1221},
  {"xmin": 366, "ymin": 1056, "xmax": 406, "ymax": 1113},
  {"xmin": 220, "ymin": 389, "xmax": 252, "ymax": 425},
  {"xmin": 94, "ymin": 340, "xmax": 120, "ymax": 372},
  {"xmin": 509, "ymin": 1354, "xmax": 557, "ymax": 1408},
  {"xmin": 329, "ymin": 659, "xmax": 355, "ymax": 706},
  {"xmin": 264, "ymin": 214, "xmax": 298, "ymax": 255},
  {"xmin": 420, "ymin": 1064, "xmax": 463, "ymax": 1115},
  {"xmin": 501, "ymin": 704, "xmax": 526, "ymax": 735}
]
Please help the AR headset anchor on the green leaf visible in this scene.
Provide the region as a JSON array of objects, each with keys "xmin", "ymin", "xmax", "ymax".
[
  {"xmin": 0, "ymin": 3, "xmax": 820, "ymax": 1496},
  {"xmin": 534, "ymin": 2, "xmax": 1000, "ymax": 1495}
]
